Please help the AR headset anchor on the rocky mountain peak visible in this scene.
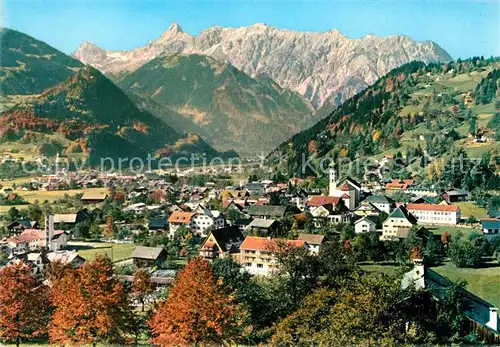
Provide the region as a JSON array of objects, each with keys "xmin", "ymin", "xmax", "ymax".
[{"xmin": 73, "ymin": 23, "xmax": 453, "ymax": 108}]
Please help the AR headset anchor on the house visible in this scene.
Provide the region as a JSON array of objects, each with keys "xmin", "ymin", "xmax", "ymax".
[
  {"xmin": 407, "ymin": 186, "xmax": 438, "ymax": 197},
  {"xmin": 363, "ymin": 195, "xmax": 394, "ymax": 214},
  {"xmin": 385, "ymin": 179, "xmax": 414, "ymax": 192},
  {"xmin": 191, "ymin": 206, "xmax": 226, "ymax": 236},
  {"xmin": 290, "ymin": 188, "xmax": 308, "ymax": 211},
  {"xmin": 297, "ymin": 233, "xmax": 325, "ymax": 255},
  {"xmin": 473, "ymin": 129, "xmax": 490, "ymax": 143},
  {"xmin": 442, "ymin": 189, "xmax": 470, "ymax": 203},
  {"xmin": 238, "ymin": 236, "xmax": 306, "ymax": 276},
  {"xmin": 248, "ymin": 218, "xmax": 280, "ymax": 236},
  {"xmin": 354, "ymin": 216, "xmax": 378, "ymax": 234},
  {"xmin": 247, "ymin": 205, "xmax": 288, "ymax": 220},
  {"xmin": 245, "ymin": 182, "xmax": 265, "ymax": 196},
  {"xmin": 328, "ymin": 163, "xmax": 362, "ymax": 210},
  {"xmin": 232, "ymin": 218, "xmax": 252, "ymax": 232},
  {"xmin": 406, "ymin": 203, "xmax": 461, "ymax": 225},
  {"xmin": 53, "ymin": 213, "xmax": 78, "ymax": 226},
  {"xmin": 26, "ymin": 252, "xmax": 47, "ymax": 276},
  {"xmin": 353, "ymin": 201, "xmax": 381, "ymax": 217},
  {"xmin": 132, "ymin": 246, "xmax": 167, "ymax": 268},
  {"xmin": 403, "ymin": 259, "xmax": 499, "ymax": 343},
  {"xmin": 481, "ymin": 219, "xmax": 500, "ymax": 237},
  {"xmin": 7, "ymin": 218, "xmax": 39, "ymax": 235},
  {"xmin": 307, "ymin": 196, "xmax": 350, "ymax": 225},
  {"xmin": 168, "ymin": 211, "xmax": 195, "ymax": 236},
  {"xmin": 381, "ymin": 206, "xmax": 418, "ymax": 240},
  {"xmin": 148, "ymin": 216, "xmax": 169, "ymax": 232},
  {"xmin": 81, "ymin": 192, "xmax": 108, "ymax": 204},
  {"xmin": 47, "ymin": 250, "xmax": 86, "ymax": 268},
  {"xmin": 198, "ymin": 226, "xmax": 245, "ymax": 261}
]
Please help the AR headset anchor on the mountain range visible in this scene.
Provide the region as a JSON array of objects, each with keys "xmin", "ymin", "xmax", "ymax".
[
  {"xmin": 1, "ymin": 25, "xmax": 456, "ymax": 161},
  {"xmin": 74, "ymin": 23, "xmax": 452, "ymax": 108}
]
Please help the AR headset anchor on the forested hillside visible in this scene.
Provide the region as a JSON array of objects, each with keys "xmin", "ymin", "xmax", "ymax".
[
  {"xmin": 269, "ymin": 58, "xmax": 500, "ymax": 191},
  {"xmin": 1, "ymin": 66, "xmax": 236, "ymax": 165}
]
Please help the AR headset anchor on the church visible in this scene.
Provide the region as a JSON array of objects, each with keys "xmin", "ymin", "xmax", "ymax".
[{"xmin": 328, "ymin": 163, "xmax": 362, "ymax": 211}]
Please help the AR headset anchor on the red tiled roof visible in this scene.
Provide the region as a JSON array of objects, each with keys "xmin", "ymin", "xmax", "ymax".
[
  {"xmin": 406, "ymin": 203, "xmax": 459, "ymax": 212},
  {"xmin": 168, "ymin": 211, "xmax": 195, "ymax": 224},
  {"xmin": 307, "ymin": 196, "xmax": 341, "ymax": 207},
  {"xmin": 8, "ymin": 229, "xmax": 44, "ymax": 244},
  {"xmin": 240, "ymin": 236, "xmax": 305, "ymax": 251},
  {"xmin": 386, "ymin": 183, "xmax": 408, "ymax": 190}
]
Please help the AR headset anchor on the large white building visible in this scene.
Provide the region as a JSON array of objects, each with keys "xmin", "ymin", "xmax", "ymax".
[{"xmin": 406, "ymin": 203, "xmax": 461, "ymax": 225}]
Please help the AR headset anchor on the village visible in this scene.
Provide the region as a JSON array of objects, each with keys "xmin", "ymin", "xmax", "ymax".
[{"xmin": 0, "ymin": 159, "xmax": 498, "ymax": 343}]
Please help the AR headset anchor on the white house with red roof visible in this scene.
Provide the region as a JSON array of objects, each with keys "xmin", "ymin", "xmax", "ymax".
[
  {"xmin": 307, "ymin": 195, "xmax": 350, "ymax": 224},
  {"xmin": 238, "ymin": 236, "xmax": 306, "ymax": 276}
]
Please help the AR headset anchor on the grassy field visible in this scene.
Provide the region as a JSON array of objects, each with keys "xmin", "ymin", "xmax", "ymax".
[
  {"xmin": 455, "ymin": 202, "xmax": 489, "ymax": 219},
  {"xmin": 15, "ymin": 187, "xmax": 109, "ymax": 203},
  {"xmin": 427, "ymin": 225, "xmax": 480, "ymax": 237},
  {"xmin": 433, "ymin": 263, "xmax": 500, "ymax": 308},
  {"xmin": 67, "ymin": 242, "xmax": 136, "ymax": 263},
  {"xmin": 361, "ymin": 261, "xmax": 500, "ymax": 308}
]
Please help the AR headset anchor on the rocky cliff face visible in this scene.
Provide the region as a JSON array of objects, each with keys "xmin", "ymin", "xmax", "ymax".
[{"xmin": 74, "ymin": 23, "xmax": 452, "ymax": 108}]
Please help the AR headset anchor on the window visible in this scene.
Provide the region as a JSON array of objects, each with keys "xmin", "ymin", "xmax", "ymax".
[{"xmin": 257, "ymin": 263, "xmax": 263, "ymax": 268}]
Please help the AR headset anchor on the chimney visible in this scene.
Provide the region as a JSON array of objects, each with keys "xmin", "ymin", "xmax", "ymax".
[{"xmin": 487, "ymin": 307, "xmax": 498, "ymax": 332}]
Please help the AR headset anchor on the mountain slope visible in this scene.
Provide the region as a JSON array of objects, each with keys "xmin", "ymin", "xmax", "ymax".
[
  {"xmin": 268, "ymin": 58, "xmax": 500, "ymax": 177},
  {"xmin": 117, "ymin": 53, "xmax": 315, "ymax": 155},
  {"xmin": 74, "ymin": 23, "xmax": 452, "ymax": 108},
  {"xmin": 1, "ymin": 66, "xmax": 235, "ymax": 165},
  {"xmin": 0, "ymin": 28, "xmax": 83, "ymax": 95}
]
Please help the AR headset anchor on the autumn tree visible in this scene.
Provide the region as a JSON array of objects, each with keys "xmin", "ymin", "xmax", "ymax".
[
  {"xmin": 49, "ymin": 256, "xmax": 131, "ymax": 346},
  {"xmin": 103, "ymin": 215, "xmax": 117, "ymax": 239},
  {"xmin": 271, "ymin": 272, "xmax": 437, "ymax": 346},
  {"xmin": 0, "ymin": 262, "xmax": 50, "ymax": 347},
  {"xmin": 133, "ymin": 268, "xmax": 153, "ymax": 312},
  {"xmin": 267, "ymin": 240, "xmax": 320, "ymax": 312},
  {"xmin": 149, "ymin": 258, "xmax": 247, "ymax": 346}
]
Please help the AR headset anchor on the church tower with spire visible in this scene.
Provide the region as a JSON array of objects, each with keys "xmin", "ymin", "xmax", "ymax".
[{"xmin": 329, "ymin": 162, "xmax": 337, "ymax": 196}]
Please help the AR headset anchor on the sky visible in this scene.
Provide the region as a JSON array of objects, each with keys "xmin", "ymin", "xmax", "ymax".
[{"xmin": 2, "ymin": 0, "xmax": 499, "ymax": 59}]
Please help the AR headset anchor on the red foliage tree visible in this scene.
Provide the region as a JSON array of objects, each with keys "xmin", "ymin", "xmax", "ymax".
[
  {"xmin": 49, "ymin": 256, "xmax": 131, "ymax": 346},
  {"xmin": 0, "ymin": 262, "xmax": 50, "ymax": 347},
  {"xmin": 132, "ymin": 268, "xmax": 153, "ymax": 312},
  {"xmin": 149, "ymin": 258, "xmax": 246, "ymax": 346}
]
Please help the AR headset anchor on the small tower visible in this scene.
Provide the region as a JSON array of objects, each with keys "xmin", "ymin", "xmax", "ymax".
[
  {"xmin": 44, "ymin": 214, "xmax": 54, "ymax": 251},
  {"xmin": 329, "ymin": 162, "xmax": 337, "ymax": 196}
]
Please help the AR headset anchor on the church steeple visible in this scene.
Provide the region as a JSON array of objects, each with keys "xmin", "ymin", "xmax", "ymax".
[{"xmin": 329, "ymin": 162, "xmax": 337, "ymax": 196}]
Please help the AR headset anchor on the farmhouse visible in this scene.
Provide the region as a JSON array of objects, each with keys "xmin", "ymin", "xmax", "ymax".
[{"xmin": 132, "ymin": 246, "xmax": 167, "ymax": 268}]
